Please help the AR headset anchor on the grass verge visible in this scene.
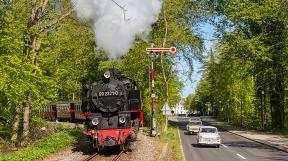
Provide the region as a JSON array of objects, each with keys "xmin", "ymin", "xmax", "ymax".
[
  {"xmin": 0, "ymin": 128, "xmax": 83, "ymax": 161},
  {"xmin": 160, "ymin": 120, "xmax": 184, "ymax": 161},
  {"xmin": 270, "ymin": 129, "xmax": 288, "ymax": 138}
]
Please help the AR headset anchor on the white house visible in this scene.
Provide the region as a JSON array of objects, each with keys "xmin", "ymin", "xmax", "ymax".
[
  {"xmin": 172, "ymin": 102, "xmax": 188, "ymax": 115},
  {"xmin": 161, "ymin": 102, "xmax": 172, "ymax": 115}
]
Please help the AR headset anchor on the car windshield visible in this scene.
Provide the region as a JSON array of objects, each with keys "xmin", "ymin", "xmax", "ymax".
[
  {"xmin": 189, "ymin": 118, "xmax": 200, "ymax": 121},
  {"xmin": 200, "ymin": 128, "xmax": 217, "ymax": 133},
  {"xmin": 189, "ymin": 121, "xmax": 202, "ymax": 125}
]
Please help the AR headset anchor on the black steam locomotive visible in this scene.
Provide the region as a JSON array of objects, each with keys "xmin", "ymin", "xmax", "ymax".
[{"xmin": 82, "ymin": 69, "xmax": 143, "ymax": 150}]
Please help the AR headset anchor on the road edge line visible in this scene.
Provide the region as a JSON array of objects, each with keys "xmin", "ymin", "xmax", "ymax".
[{"xmin": 177, "ymin": 128, "xmax": 186, "ymax": 161}]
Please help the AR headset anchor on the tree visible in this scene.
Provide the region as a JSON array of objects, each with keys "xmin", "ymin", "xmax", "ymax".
[
  {"xmin": 150, "ymin": 0, "xmax": 204, "ymax": 132},
  {"xmin": 0, "ymin": 0, "xmax": 99, "ymax": 145},
  {"xmin": 184, "ymin": 94, "xmax": 193, "ymax": 110},
  {"xmin": 191, "ymin": 0, "xmax": 288, "ymax": 129}
]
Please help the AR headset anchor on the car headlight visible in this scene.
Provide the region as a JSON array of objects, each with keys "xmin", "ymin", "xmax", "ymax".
[
  {"xmin": 119, "ymin": 116, "xmax": 126, "ymax": 124},
  {"xmin": 91, "ymin": 118, "xmax": 99, "ymax": 126}
]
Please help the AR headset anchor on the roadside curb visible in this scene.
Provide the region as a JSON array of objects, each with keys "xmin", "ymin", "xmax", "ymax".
[
  {"xmin": 203, "ymin": 118, "xmax": 288, "ymax": 154},
  {"xmin": 226, "ymin": 130, "xmax": 288, "ymax": 153}
]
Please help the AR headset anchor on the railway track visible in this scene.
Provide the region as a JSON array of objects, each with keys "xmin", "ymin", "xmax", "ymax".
[
  {"xmin": 82, "ymin": 150, "xmax": 125, "ymax": 161},
  {"xmin": 111, "ymin": 151, "xmax": 124, "ymax": 161},
  {"xmin": 82, "ymin": 153, "xmax": 99, "ymax": 161}
]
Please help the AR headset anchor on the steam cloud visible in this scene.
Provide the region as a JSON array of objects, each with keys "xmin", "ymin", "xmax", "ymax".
[{"xmin": 72, "ymin": 0, "xmax": 163, "ymax": 59}]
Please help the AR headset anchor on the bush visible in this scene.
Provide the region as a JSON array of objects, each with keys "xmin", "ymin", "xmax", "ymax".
[{"xmin": 0, "ymin": 128, "xmax": 83, "ymax": 161}]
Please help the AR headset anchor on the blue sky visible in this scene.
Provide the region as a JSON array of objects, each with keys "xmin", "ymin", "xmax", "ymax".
[{"xmin": 180, "ymin": 23, "xmax": 216, "ymax": 97}]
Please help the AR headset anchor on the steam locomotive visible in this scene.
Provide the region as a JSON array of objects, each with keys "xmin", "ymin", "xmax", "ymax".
[{"xmin": 81, "ymin": 69, "xmax": 143, "ymax": 151}]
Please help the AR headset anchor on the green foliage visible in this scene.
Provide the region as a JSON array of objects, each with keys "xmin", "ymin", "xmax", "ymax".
[
  {"xmin": 191, "ymin": 0, "xmax": 288, "ymax": 130},
  {"xmin": 152, "ymin": 0, "xmax": 204, "ymax": 79},
  {"xmin": 0, "ymin": 0, "xmax": 99, "ymax": 140},
  {"xmin": 0, "ymin": 128, "xmax": 83, "ymax": 161},
  {"xmin": 40, "ymin": 17, "xmax": 100, "ymax": 101},
  {"xmin": 183, "ymin": 94, "xmax": 193, "ymax": 109}
]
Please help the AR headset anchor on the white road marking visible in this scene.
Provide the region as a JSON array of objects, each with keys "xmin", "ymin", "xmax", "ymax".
[
  {"xmin": 221, "ymin": 144, "xmax": 228, "ymax": 148},
  {"xmin": 178, "ymin": 128, "xmax": 186, "ymax": 161},
  {"xmin": 236, "ymin": 154, "xmax": 247, "ymax": 160}
]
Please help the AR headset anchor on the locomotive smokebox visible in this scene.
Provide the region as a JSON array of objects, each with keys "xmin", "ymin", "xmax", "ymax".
[{"xmin": 82, "ymin": 68, "xmax": 143, "ymax": 150}]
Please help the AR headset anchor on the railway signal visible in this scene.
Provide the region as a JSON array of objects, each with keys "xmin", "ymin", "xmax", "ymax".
[
  {"xmin": 146, "ymin": 47, "xmax": 176, "ymax": 53},
  {"xmin": 146, "ymin": 46, "xmax": 176, "ymax": 136}
]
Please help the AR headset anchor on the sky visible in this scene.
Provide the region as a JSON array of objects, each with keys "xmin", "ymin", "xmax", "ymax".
[{"xmin": 180, "ymin": 22, "xmax": 216, "ymax": 97}]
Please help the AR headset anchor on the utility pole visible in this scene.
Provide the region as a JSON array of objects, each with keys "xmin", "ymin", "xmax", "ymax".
[
  {"xmin": 227, "ymin": 99, "xmax": 230, "ymax": 123},
  {"xmin": 219, "ymin": 101, "xmax": 222, "ymax": 113},
  {"xmin": 261, "ymin": 90, "xmax": 265, "ymax": 130},
  {"xmin": 240, "ymin": 93, "xmax": 243, "ymax": 127}
]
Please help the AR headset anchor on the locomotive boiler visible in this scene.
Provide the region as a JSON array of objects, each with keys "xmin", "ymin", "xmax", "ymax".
[{"xmin": 81, "ymin": 68, "xmax": 143, "ymax": 151}]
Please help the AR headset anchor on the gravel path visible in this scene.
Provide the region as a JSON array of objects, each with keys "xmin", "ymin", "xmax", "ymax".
[
  {"xmin": 126, "ymin": 133, "xmax": 162, "ymax": 161},
  {"xmin": 39, "ymin": 133, "xmax": 163, "ymax": 161}
]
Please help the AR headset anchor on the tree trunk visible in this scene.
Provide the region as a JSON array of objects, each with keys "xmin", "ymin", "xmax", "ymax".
[
  {"xmin": 21, "ymin": 95, "xmax": 32, "ymax": 146},
  {"xmin": 19, "ymin": 0, "xmax": 71, "ymax": 146},
  {"xmin": 161, "ymin": 56, "xmax": 169, "ymax": 133},
  {"xmin": 266, "ymin": 19, "xmax": 286, "ymax": 129},
  {"xmin": 21, "ymin": 34, "xmax": 38, "ymax": 146},
  {"xmin": 270, "ymin": 70, "xmax": 285, "ymax": 129},
  {"xmin": 10, "ymin": 103, "xmax": 20, "ymax": 144},
  {"xmin": 20, "ymin": 0, "xmax": 42, "ymax": 144},
  {"xmin": 161, "ymin": 1, "xmax": 169, "ymax": 133}
]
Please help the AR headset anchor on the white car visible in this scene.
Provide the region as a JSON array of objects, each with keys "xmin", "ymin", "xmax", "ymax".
[
  {"xmin": 197, "ymin": 126, "xmax": 221, "ymax": 148},
  {"xmin": 186, "ymin": 120, "xmax": 202, "ymax": 134},
  {"xmin": 189, "ymin": 117, "xmax": 201, "ymax": 122}
]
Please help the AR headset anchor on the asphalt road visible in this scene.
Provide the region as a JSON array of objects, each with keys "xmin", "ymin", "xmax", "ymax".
[{"xmin": 175, "ymin": 117, "xmax": 288, "ymax": 161}]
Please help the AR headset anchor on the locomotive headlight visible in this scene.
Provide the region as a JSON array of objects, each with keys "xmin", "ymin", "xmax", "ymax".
[
  {"xmin": 119, "ymin": 116, "xmax": 126, "ymax": 124},
  {"xmin": 91, "ymin": 118, "xmax": 99, "ymax": 126},
  {"xmin": 104, "ymin": 70, "xmax": 110, "ymax": 79}
]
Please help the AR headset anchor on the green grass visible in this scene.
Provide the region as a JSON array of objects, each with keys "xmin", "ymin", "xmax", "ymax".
[
  {"xmin": 160, "ymin": 121, "xmax": 184, "ymax": 161},
  {"xmin": 0, "ymin": 128, "xmax": 83, "ymax": 161},
  {"xmin": 269, "ymin": 129, "xmax": 288, "ymax": 138}
]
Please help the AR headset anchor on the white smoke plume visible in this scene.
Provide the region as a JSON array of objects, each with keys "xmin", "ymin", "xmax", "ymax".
[{"xmin": 71, "ymin": 0, "xmax": 163, "ymax": 59}]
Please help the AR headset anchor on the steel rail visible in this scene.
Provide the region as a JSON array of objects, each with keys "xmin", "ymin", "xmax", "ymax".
[
  {"xmin": 112, "ymin": 151, "xmax": 124, "ymax": 161},
  {"xmin": 82, "ymin": 153, "xmax": 98, "ymax": 161}
]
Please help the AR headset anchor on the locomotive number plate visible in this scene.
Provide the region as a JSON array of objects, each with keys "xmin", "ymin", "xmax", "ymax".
[{"xmin": 98, "ymin": 91, "xmax": 119, "ymax": 97}]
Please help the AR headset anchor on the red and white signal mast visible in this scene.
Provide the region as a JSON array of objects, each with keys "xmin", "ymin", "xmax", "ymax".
[{"xmin": 146, "ymin": 46, "xmax": 176, "ymax": 136}]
